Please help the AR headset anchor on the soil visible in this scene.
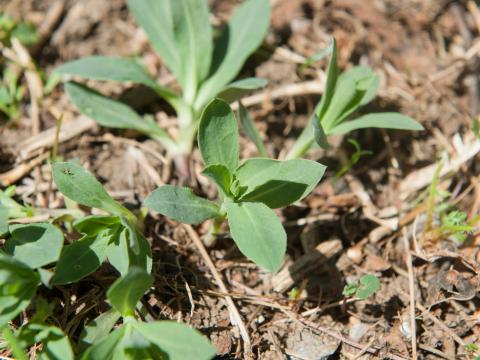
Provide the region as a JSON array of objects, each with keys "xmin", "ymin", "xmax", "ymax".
[{"xmin": 2, "ymin": 0, "xmax": 480, "ymax": 359}]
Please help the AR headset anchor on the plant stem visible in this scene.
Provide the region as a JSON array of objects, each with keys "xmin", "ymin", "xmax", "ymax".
[{"xmin": 285, "ymin": 117, "xmax": 315, "ymax": 160}]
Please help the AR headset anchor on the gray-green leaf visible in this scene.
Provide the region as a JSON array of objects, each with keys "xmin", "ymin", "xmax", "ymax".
[
  {"xmin": 195, "ymin": 0, "xmax": 271, "ymax": 109},
  {"xmin": 198, "ymin": 99, "xmax": 239, "ymax": 172},
  {"xmin": 0, "ymin": 254, "xmax": 40, "ymax": 326},
  {"xmin": 235, "ymin": 158, "xmax": 326, "ymax": 208},
  {"xmin": 53, "ymin": 230, "xmax": 112, "ymax": 285},
  {"xmin": 53, "ymin": 161, "xmax": 131, "ymax": 217},
  {"xmin": 133, "ymin": 321, "xmax": 216, "ymax": 360},
  {"xmin": 79, "ymin": 309, "xmax": 121, "ymax": 351},
  {"xmin": 144, "ymin": 185, "xmax": 219, "ymax": 225},
  {"xmin": 330, "ymin": 113, "xmax": 424, "ymax": 134},
  {"xmin": 65, "ymin": 82, "xmax": 156, "ymax": 135},
  {"xmin": 107, "ymin": 267, "xmax": 153, "ymax": 317},
  {"xmin": 217, "ymin": 77, "xmax": 267, "ymax": 104},
  {"xmin": 238, "ymin": 102, "xmax": 267, "ymax": 157},
  {"xmin": 5, "ymin": 223, "xmax": 63, "ymax": 269},
  {"xmin": 202, "ymin": 164, "xmax": 232, "ymax": 198},
  {"xmin": 226, "ymin": 202, "xmax": 286, "ymax": 272}
]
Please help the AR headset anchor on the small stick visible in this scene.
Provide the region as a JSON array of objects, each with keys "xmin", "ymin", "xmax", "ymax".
[
  {"xmin": 183, "ymin": 225, "xmax": 251, "ymax": 351},
  {"xmin": 402, "ymin": 231, "xmax": 417, "ymax": 358}
]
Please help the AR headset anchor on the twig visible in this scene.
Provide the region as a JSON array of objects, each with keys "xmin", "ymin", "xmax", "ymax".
[
  {"xmin": 402, "ymin": 231, "xmax": 417, "ymax": 358},
  {"xmin": 183, "ymin": 225, "xmax": 252, "ymax": 351},
  {"xmin": 280, "ymin": 309, "xmax": 409, "ymax": 360},
  {"xmin": 0, "ymin": 153, "xmax": 50, "ymax": 186}
]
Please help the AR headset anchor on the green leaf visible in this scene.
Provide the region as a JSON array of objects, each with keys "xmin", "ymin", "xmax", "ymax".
[
  {"xmin": 356, "ymin": 274, "xmax": 380, "ymax": 300},
  {"xmin": 144, "ymin": 185, "xmax": 219, "ymax": 225},
  {"xmin": 33, "ymin": 325, "xmax": 74, "ymax": 360},
  {"xmin": 330, "ymin": 113, "xmax": 424, "ymax": 134},
  {"xmin": 235, "ymin": 158, "xmax": 326, "ymax": 208},
  {"xmin": 195, "ymin": 0, "xmax": 271, "ymax": 109},
  {"xmin": 133, "ymin": 321, "xmax": 216, "ymax": 360},
  {"xmin": 5, "ymin": 223, "xmax": 63, "ymax": 269},
  {"xmin": 170, "ymin": 0, "xmax": 213, "ymax": 99},
  {"xmin": 0, "ymin": 205, "xmax": 8, "ymax": 237},
  {"xmin": 312, "ymin": 115, "xmax": 330, "ymax": 149},
  {"xmin": 74, "ymin": 215, "xmax": 121, "ymax": 236},
  {"xmin": 79, "ymin": 308, "xmax": 121, "ymax": 351},
  {"xmin": 198, "ymin": 99, "xmax": 239, "ymax": 172},
  {"xmin": 80, "ymin": 326, "xmax": 126, "ymax": 360},
  {"xmin": 106, "ymin": 226, "xmax": 152, "ymax": 276},
  {"xmin": 202, "ymin": 164, "xmax": 232, "ymax": 198},
  {"xmin": 314, "ymin": 38, "xmax": 337, "ymax": 120},
  {"xmin": 321, "ymin": 75, "xmax": 357, "ymax": 131},
  {"xmin": 0, "ymin": 254, "xmax": 40, "ymax": 326},
  {"xmin": 56, "ymin": 57, "xmax": 156, "ymax": 88},
  {"xmin": 226, "ymin": 202, "xmax": 286, "ymax": 272},
  {"xmin": 126, "ymin": 0, "xmax": 181, "ymax": 86},
  {"xmin": 107, "ymin": 267, "xmax": 153, "ymax": 317},
  {"xmin": 341, "ymin": 66, "xmax": 379, "ymax": 106},
  {"xmin": 53, "ymin": 161, "xmax": 131, "ymax": 217},
  {"xmin": 53, "ymin": 230, "xmax": 113, "ymax": 285},
  {"xmin": 238, "ymin": 102, "xmax": 267, "ymax": 157},
  {"xmin": 65, "ymin": 82, "xmax": 153, "ymax": 135},
  {"xmin": 217, "ymin": 77, "xmax": 267, "ymax": 104}
]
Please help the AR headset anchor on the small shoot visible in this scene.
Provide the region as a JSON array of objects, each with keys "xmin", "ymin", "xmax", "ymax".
[
  {"xmin": 286, "ymin": 37, "xmax": 423, "ymax": 159},
  {"xmin": 335, "ymin": 139, "xmax": 372, "ymax": 179},
  {"xmin": 343, "ymin": 274, "xmax": 380, "ymax": 300},
  {"xmin": 0, "ymin": 68, "xmax": 26, "ymax": 121},
  {"xmin": 145, "ymin": 99, "xmax": 326, "ymax": 272}
]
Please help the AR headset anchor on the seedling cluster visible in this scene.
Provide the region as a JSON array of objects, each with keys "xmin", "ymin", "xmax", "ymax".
[{"xmin": 0, "ymin": 0, "xmax": 424, "ymax": 358}]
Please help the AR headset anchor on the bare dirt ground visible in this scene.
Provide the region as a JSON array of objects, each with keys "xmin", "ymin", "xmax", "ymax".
[{"xmin": 2, "ymin": 0, "xmax": 480, "ymax": 359}]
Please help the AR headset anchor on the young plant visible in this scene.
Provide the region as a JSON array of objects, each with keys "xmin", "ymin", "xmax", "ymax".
[
  {"xmin": 0, "ymin": 68, "xmax": 26, "ymax": 120},
  {"xmin": 144, "ymin": 99, "xmax": 326, "ymax": 272},
  {"xmin": 54, "ymin": 0, "xmax": 270, "ymax": 162},
  {"xmin": 79, "ymin": 267, "xmax": 215, "ymax": 360},
  {"xmin": 342, "ymin": 274, "xmax": 380, "ymax": 300},
  {"xmin": 51, "ymin": 161, "xmax": 152, "ymax": 282},
  {"xmin": 273, "ymin": 38, "xmax": 424, "ymax": 160},
  {"xmin": 0, "ymin": 12, "xmax": 38, "ymax": 47}
]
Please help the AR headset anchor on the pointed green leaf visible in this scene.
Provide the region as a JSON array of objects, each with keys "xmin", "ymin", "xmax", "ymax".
[
  {"xmin": 217, "ymin": 77, "xmax": 267, "ymax": 104},
  {"xmin": 56, "ymin": 56, "xmax": 178, "ymax": 103},
  {"xmin": 235, "ymin": 158, "xmax": 326, "ymax": 208},
  {"xmin": 226, "ymin": 202, "xmax": 286, "ymax": 272},
  {"xmin": 56, "ymin": 57, "xmax": 156, "ymax": 87},
  {"xmin": 0, "ymin": 205, "xmax": 9, "ymax": 237},
  {"xmin": 126, "ymin": 0, "xmax": 181, "ymax": 85},
  {"xmin": 195, "ymin": 0, "xmax": 271, "ymax": 108},
  {"xmin": 330, "ymin": 113, "xmax": 424, "ymax": 134},
  {"xmin": 79, "ymin": 308, "xmax": 121, "ymax": 351},
  {"xmin": 80, "ymin": 326, "xmax": 126, "ymax": 360},
  {"xmin": 53, "ymin": 230, "xmax": 113, "ymax": 285},
  {"xmin": 0, "ymin": 254, "xmax": 40, "ymax": 326},
  {"xmin": 202, "ymin": 164, "xmax": 232, "ymax": 198},
  {"xmin": 238, "ymin": 102, "xmax": 267, "ymax": 157},
  {"xmin": 107, "ymin": 267, "xmax": 153, "ymax": 317},
  {"xmin": 314, "ymin": 37, "xmax": 337, "ymax": 119},
  {"xmin": 65, "ymin": 82, "xmax": 152, "ymax": 134},
  {"xmin": 53, "ymin": 161, "xmax": 130, "ymax": 217},
  {"xmin": 107, "ymin": 228, "xmax": 130, "ymax": 276},
  {"xmin": 5, "ymin": 223, "xmax": 63, "ymax": 269},
  {"xmin": 198, "ymin": 99, "xmax": 239, "ymax": 171},
  {"xmin": 171, "ymin": 0, "xmax": 213, "ymax": 97},
  {"xmin": 133, "ymin": 321, "xmax": 216, "ymax": 360},
  {"xmin": 144, "ymin": 185, "xmax": 219, "ymax": 225},
  {"xmin": 312, "ymin": 115, "xmax": 330, "ymax": 149},
  {"xmin": 74, "ymin": 215, "xmax": 121, "ymax": 236}
]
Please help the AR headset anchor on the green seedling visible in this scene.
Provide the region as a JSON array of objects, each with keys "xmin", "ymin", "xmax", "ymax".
[
  {"xmin": 280, "ymin": 38, "xmax": 423, "ymax": 159},
  {"xmin": 0, "ymin": 186, "xmax": 36, "ymax": 237},
  {"xmin": 51, "ymin": 161, "xmax": 152, "ymax": 282},
  {"xmin": 343, "ymin": 274, "xmax": 380, "ymax": 300},
  {"xmin": 0, "ymin": 13, "xmax": 38, "ymax": 46},
  {"xmin": 144, "ymin": 99, "xmax": 326, "ymax": 272},
  {"xmin": 0, "ymin": 68, "xmax": 26, "ymax": 120},
  {"xmin": 55, "ymin": 0, "xmax": 270, "ymax": 161},
  {"xmin": 335, "ymin": 138, "xmax": 372, "ymax": 179},
  {"xmin": 80, "ymin": 267, "xmax": 215, "ymax": 360}
]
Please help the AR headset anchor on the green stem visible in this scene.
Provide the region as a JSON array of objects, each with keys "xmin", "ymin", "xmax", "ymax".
[{"xmin": 285, "ymin": 116, "xmax": 315, "ymax": 160}]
